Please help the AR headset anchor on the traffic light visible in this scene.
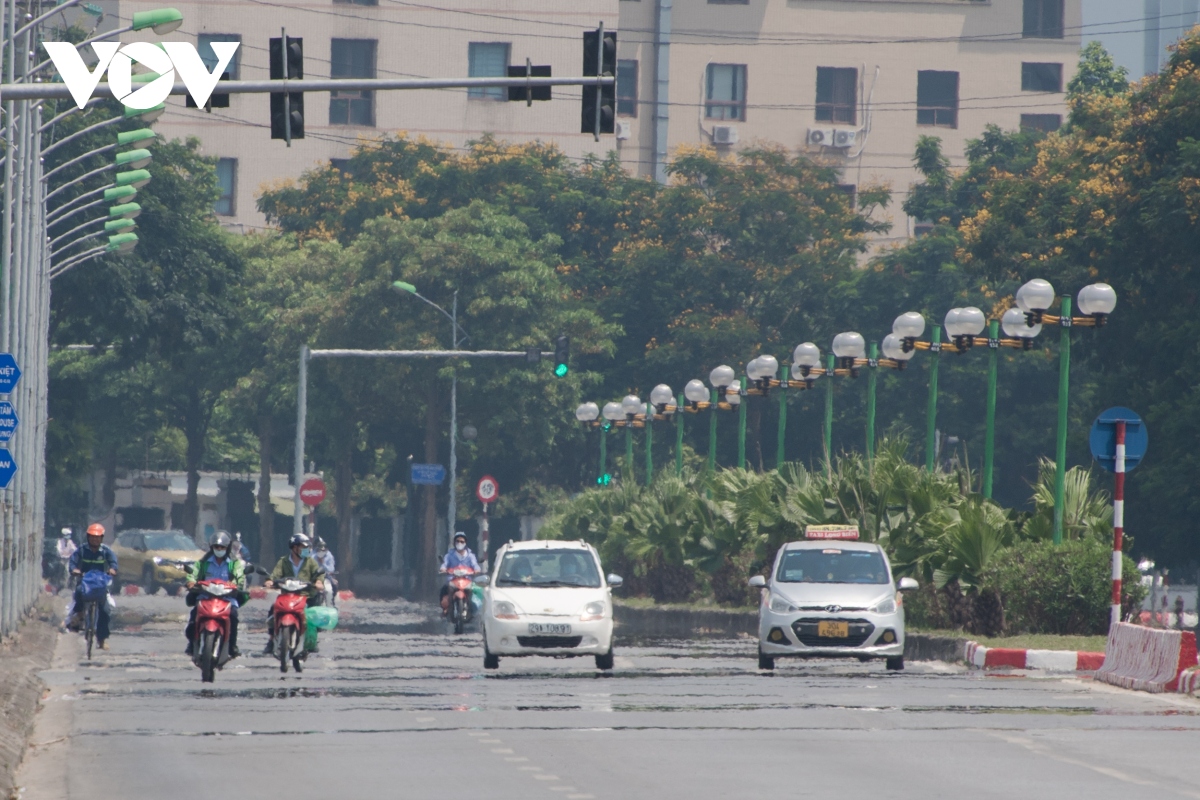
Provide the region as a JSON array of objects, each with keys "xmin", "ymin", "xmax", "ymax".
[
  {"xmin": 597, "ymin": 473, "xmax": 612, "ymax": 486},
  {"xmin": 580, "ymin": 29, "xmax": 616, "ymax": 136},
  {"xmin": 554, "ymin": 335, "xmax": 570, "ymax": 377},
  {"xmin": 270, "ymin": 35, "xmax": 304, "ymax": 143},
  {"xmin": 508, "ymin": 62, "xmax": 552, "ymax": 103}
]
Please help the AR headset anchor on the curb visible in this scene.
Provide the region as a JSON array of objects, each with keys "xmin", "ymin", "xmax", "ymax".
[
  {"xmin": 0, "ymin": 596, "xmax": 60, "ymax": 796},
  {"xmin": 965, "ymin": 640, "xmax": 1104, "ymax": 672},
  {"xmin": 1179, "ymin": 667, "xmax": 1200, "ymax": 695},
  {"xmin": 1095, "ymin": 624, "xmax": 1198, "ymax": 693}
]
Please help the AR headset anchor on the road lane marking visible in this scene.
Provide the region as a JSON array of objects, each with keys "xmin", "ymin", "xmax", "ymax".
[
  {"xmin": 466, "ymin": 731, "xmax": 487, "ymax": 736},
  {"xmin": 518, "ymin": 766, "xmax": 542, "ymax": 772}
]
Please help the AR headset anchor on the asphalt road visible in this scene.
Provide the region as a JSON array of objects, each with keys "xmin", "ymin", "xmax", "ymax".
[{"xmin": 17, "ymin": 594, "xmax": 1200, "ymax": 800}]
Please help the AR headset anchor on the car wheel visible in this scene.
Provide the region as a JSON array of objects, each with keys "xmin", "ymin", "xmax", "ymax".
[
  {"xmin": 595, "ymin": 648, "xmax": 614, "ymax": 671},
  {"xmin": 886, "ymin": 656, "xmax": 904, "ymax": 671},
  {"xmin": 141, "ymin": 564, "xmax": 160, "ymax": 596},
  {"xmin": 483, "ymin": 642, "xmax": 499, "ymax": 670},
  {"xmin": 758, "ymin": 650, "xmax": 775, "ymax": 671}
]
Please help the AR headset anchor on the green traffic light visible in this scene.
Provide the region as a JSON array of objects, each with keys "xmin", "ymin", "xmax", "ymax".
[
  {"xmin": 555, "ymin": 363, "xmax": 569, "ymax": 378},
  {"xmin": 597, "ymin": 473, "xmax": 612, "ymax": 486}
]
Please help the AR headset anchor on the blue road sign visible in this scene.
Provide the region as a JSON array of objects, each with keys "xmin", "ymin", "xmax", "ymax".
[
  {"xmin": 411, "ymin": 463, "xmax": 446, "ymax": 486},
  {"xmin": 0, "ymin": 402, "xmax": 18, "ymax": 443},
  {"xmin": 0, "ymin": 354, "xmax": 19, "ymax": 394},
  {"xmin": 1089, "ymin": 406, "xmax": 1148, "ymax": 473},
  {"xmin": 0, "ymin": 448, "xmax": 16, "ymax": 488}
]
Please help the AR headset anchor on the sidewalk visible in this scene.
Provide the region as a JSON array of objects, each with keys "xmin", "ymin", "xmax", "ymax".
[{"xmin": 0, "ymin": 595, "xmax": 60, "ymax": 796}]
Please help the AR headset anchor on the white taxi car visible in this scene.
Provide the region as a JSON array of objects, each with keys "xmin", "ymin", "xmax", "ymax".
[
  {"xmin": 478, "ymin": 540, "xmax": 622, "ymax": 671},
  {"xmin": 749, "ymin": 526, "xmax": 918, "ymax": 671}
]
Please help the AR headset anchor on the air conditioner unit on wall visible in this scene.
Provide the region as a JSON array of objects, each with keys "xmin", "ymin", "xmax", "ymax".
[
  {"xmin": 712, "ymin": 125, "xmax": 739, "ymax": 145},
  {"xmin": 833, "ymin": 127, "xmax": 862, "ymax": 148},
  {"xmin": 614, "ymin": 120, "xmax": 632, "ymax": 140},
  {"xmin": 807, "ymin": 127, "xmax": 834, "ymax": 147}
]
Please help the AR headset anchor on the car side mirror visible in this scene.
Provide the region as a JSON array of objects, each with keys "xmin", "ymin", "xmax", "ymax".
[
  {"xmin": 897, "ymin": 577, "xmax": 919, "ymax": 592},
  {"xmin": 748, "ymin": 575, "xmax": 767, "ymax": 588},
  {"xmin": 473, "ymin": 574, "xmax": 490, "ymax": 586},
  {"xmin": 606, "ymin": 574, "xmax": 623, "ymax": 589}
]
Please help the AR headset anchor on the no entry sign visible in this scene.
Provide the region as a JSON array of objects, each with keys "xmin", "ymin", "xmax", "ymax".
[
  {"xmin": 476, "ymin": 475, "xmax": 499, "ymax": 504},
  {"xmin": 299, "ymin": 476, "xmax": 327, "ymax": 507}
]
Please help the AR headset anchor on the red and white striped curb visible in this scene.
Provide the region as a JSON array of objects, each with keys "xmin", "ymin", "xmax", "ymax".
[
  {"xmin": 1095, "ymin": 623, "xmax": 1198, "ymax": 693},
  {"xmin": 1178, "ymin": 667, "xmax": 1200, "ymax": 695},
  {"xmin": 965, "ymin": 640, "xmax": 1105, "ymax": 672}
]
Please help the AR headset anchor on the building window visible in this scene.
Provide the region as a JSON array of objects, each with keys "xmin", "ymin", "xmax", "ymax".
[
  {"xmin": 468, "ymin": 42, "xmax": 510, "ymax": 101},
  {"xmin": 706, "ymin": 64, "xmax": 746, "ymax": 121},
  {"xmin": 198, "ymin": 34, "xmax": 240, "ymax": 80},
  {"xmin": 1020, "ymin": 114, "xmax": 1062, "ymax": 132},
  {"xmin": 815, "ymin": 67, "xmax": 857, "ymax": 125},
  {"xmin": 913, "ymin": 220, "xmax": 934, "ymax": 238},
  {"xmin": 214, "ymin": 158, "xmax": 236, "ymax": 216},
  {"xmin": 1023, "ymin": 0, "xmax": 1064, "ymax": 39},
  {"xmin": 330, "ymin": 158, "xmax": 351, "ymax": 174},
  {"xmin": 1021, "ymin": 62, "xmax": 1063, "ymax": 92},
  {"xmin": 330, "ymin": 39, "xmax": 376, "ymax": 126},
  {"xmin": 617, "ymin": 59, "xmax": 638, "ymax": 117},
  {"xmin": 916, "ymin": 70, "xmax": 958, "ymax": 128}
]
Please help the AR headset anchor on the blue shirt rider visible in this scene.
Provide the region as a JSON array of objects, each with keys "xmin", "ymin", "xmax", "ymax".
[
  {"xmin": 68, "ymin": 523, "xmax": 118, "ymax": 649},
  {"xmin": 439, "ymin": 532, "xmax": 480, "ymax": 613}
]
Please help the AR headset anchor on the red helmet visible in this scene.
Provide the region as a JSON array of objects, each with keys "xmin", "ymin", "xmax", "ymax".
[{"xmin": 86, "ymin": 523, "xmax": 105, "ymax": 538}]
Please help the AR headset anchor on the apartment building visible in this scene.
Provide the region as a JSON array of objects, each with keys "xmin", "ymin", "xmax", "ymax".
[
  {"xmin": 111, "ymin": 0, "xmax": 619, "ymax": 231},
  {"xmin": 105, "ymin": 0, "xmax": 1076, "ymax": 241},
  {"xmin": 615, "ymin": 0, "xmax": 1081, "ymax": 246}
]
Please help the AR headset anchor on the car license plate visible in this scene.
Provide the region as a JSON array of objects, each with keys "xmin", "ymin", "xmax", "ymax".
[
  {"xmin": 818, "ymin": 621, "xmax": 849, "ymax": 638},
  {"xmin": 528, "ymin": 623, "xmax": 571, "ymax": 635}
]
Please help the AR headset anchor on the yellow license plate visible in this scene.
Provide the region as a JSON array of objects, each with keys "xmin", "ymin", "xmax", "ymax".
[{"xmin": 818, "ymin": 621, "xmax": 849, "ymax": 638}]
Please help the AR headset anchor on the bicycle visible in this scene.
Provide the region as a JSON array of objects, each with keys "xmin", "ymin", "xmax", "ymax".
[{"xmin": 73, "ymin": 570, "xmax": 111, "ymax": 661}]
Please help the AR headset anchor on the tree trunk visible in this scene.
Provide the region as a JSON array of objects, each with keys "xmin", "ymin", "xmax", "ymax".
[
  {"xmin": 257, "ymin": 414, "xmax": 275, "ymax": 569},
  {"xmin": 335, "ymin": 447, "xmax": 354, "ymax": 589},
  {"xmin": 417, "ymin": 384, "xmax": 440, "ymax": 601},
  {"xmin": 182, "ymin": 390, "xmax": 206, "ymax": 546}
]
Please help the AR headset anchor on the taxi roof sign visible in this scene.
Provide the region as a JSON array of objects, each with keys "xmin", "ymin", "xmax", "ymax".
[{"xmin": 805, "ymin": 525, "xmax": 860, "ymax": 540}]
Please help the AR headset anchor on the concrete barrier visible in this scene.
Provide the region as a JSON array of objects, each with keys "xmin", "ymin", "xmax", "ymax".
[
  {"xmin": 964, "ymin": 640, "xmax": 1104, "ymax": 672},
  {"xmin": 1094, "ymin": 622, "xmax": 1198, "ymax": 693},
  {"xmin": 1178, "ymin": 667, "xmax": 1200, "ymax": 695}
]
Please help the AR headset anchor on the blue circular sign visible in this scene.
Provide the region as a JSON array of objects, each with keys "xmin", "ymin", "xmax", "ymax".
[{"xmin": 1089, "ymin": 406, "xmax": 1148, "ymax": 473}]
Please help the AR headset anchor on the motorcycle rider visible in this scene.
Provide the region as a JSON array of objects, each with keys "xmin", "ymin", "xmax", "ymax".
[
  {"xmin": 263, "ymin": 533, "xmax": 325, "ymax": 654},
  {"xmin": 314, "ymin": 537, "xmax": 337, "ymax": 605},
  {"xmin": 53, "ymin": 528, "xmax": 77, "ymax": 590},
  {"xmin": 67, "ymin": 523, "xmax": 117, "ymax": 650},
  {"xmin": 439, "ymin": 532, "xmax": 480, "ymax": 615},
  {"xmin": 183, "ymin": 531, "xmax": 246, "ymax": 657}
]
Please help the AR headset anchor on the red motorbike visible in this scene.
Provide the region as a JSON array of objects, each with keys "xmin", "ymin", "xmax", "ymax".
[
  {"xmin": 271, "ymin": 579, "xmax": 312, "ymax": 674},
  {"xmin": 192, "ymin": 579, "xmax": 238, "ymax": 683},
  {"xmin": 447, "ymin": 566, "xmax": 476, "ymax": 635}
]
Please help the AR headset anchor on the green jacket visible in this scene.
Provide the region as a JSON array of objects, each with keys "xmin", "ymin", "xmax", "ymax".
[
  {"xmin": 186, "ymin": 553, "xmax": 246, "ymax": 588},
  {"xmin": 270, "ymin": 555, "xmax": 324, "ymax": 599}
]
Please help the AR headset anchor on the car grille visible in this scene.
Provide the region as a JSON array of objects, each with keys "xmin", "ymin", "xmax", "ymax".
[
  {"xmin": 517, "ymin": 636, "xmax": 583, "ymax": 649},
  {"xmin": 792, "ymin": 618, "xmax": 875, "ymax": 647}
]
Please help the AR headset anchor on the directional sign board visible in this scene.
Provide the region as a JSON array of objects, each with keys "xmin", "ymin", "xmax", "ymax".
[
  {"xmin": 0, "ymin": 354, "xmax": 20, "ymax": 394},
  {"xmin": 299, "ymin": 476, "xmax": 326, "ymax": 506},
  {"xmin": 0, "ymin": 448, "xmax": 16, "ymax": 489},
  {"xmin": 0, "ymin": 402, "xmax": 17, "ymax": 443},
  {"xmin": 1089, "ymin": 406, "xmax": 1148, "ymax": 473},
  {"xmin": 411, "ymin": 463, "xmax": 446, "ymax": 486},
  {"xmin": 476, "ymin": 475, "xmax": 499, "ymax": 504}
]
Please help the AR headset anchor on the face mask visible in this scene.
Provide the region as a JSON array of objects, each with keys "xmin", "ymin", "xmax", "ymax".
[
  {"xmin": 300, "ymin": 548, "xmax": 312, "ymax": 558},
  {"xmin": 212, "ymin": 547, "xmax": 227, "ymax": 558},
  {"xmin": 455, "ymin": 542, "xmax": 466, "ymax": 551}
]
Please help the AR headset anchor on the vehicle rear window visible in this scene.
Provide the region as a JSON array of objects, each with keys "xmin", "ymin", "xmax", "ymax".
[
  {"xmin": 142, "ymin": 532, "xmax": 202, "ymax": 552},
  {"xmin": 497, "ymin": 549, "xmax": 601, "ymax": 588},
  {"xmin": 776, "ymin": 549, "xmax": 890, "ymax": 584}
]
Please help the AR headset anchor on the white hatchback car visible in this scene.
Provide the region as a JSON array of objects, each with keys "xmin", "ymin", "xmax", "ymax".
[
  {"xmin": 750, "ymin": 533, "xmax": 918, "ymax": 671},
  {"xmin": 478, "ymin": 540, "xmax": 622, "ymax": 671}
]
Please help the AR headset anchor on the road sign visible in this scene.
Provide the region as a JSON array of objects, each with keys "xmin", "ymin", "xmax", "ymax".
[
  {"xmin": 0, "ymin": 448, "xmax": 16, "ymax": 488},
  {"xmin": 476, "ymin": 475, "xmax": 499, "ymax": 504},
  {"xmin": 1090, "ymin": 406, "xmax": 1148, "ymax": 473},
  {"xmin": 0, "ymin": 402, "xmax": 17, "ymax": 443},
  {"xmin": 411, "ymin": 463, "xmax": 446, "ymax": 486},
  {"xmin": 0, "ymin": 354, "xmax": 20, "ymax": 394},
  {"xmin": 299, "ymin": 476, "xmax": 326, "ymax": 506}
]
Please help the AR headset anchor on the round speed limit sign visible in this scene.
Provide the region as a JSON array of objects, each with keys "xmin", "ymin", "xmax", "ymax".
[{"xmin": 476, "ymin": 475, "xmax": 499, "ymax": 504}]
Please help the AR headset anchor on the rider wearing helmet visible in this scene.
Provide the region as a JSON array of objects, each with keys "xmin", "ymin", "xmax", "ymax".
[
  {"xmin": 183, "ymin": 531, "xmax": 247, "ymax": 657},
  {"xmin": 438, "ymin": 532, "xmax": 480, "ymax": 614},
  {"xmin": 313, "ymin": 537, "xmax": 337, "ymax": 604},
  {"xmin": 67, "ymin": 523, "xmax": 117, "ymax": 649},
  {"xmin": 263, "ymin": 533, "xmax": 325, "ymax": 654}
]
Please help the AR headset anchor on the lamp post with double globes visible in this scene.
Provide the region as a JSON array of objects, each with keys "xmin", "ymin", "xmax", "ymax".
[
  {"xmin": 647, "ymin": 384, "xmax": 679, "ymax": 480},
  {"xmin": 1015, "ymin": 278, "xmax": 1117, "ymax": 544}
]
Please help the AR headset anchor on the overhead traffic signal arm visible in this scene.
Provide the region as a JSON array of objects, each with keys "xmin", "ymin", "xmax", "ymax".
[{"xmin": 581, "ymin": 27, "xmax": 616, "ymax": 139}]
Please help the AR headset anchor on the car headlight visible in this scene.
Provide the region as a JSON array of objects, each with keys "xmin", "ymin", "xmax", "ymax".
[
  {"xmin": 769, "ymin": 594, "xmax": 797, "ymax": 614},
  {"xmin": 580, "ymin": 601, "xmax": 606, "ymax": 621},
  {"xmin": 869, "ymin": 596, "xmax": 898, "ymax": 615},
  {"xmin": 492, "ymin": 601, "xmax": 519, "ymax": 620},
  {"xmin": 152, "ymin": 556, "xmax": 163, "ymax": 565}
]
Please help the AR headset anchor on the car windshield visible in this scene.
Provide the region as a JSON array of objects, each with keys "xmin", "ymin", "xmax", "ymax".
[
  {"xmin": 142, "ymin": 532, "xmax": 201, "ymax": 552},
  {"xmin": 776, "ymin": 548, "xmax": 890, "ymax": 584},
  {"xmin": 496, "ymin": 549, "xmax": 601, "ymax": 588}
]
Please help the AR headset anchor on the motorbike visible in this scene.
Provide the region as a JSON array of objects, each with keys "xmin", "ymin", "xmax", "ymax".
[
  {"xmin": 190, "ymin": 579, "xmax": 238, "ymax": 683},
  {"xmin": 272, "ymin": 579, "xmax": 313, "ymax": 674},
  {"xmin": 322, "ymin": 572, "xmax": 339, "ymax": 607},
  {"xmin": 446, "ymin": 565, "xmax": 477, "ymax": 635}
]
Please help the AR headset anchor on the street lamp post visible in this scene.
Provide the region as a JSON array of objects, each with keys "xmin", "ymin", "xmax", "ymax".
[
  {"xmin": 707, "ymin": 365, "xmax": 736, "ymax": 474},
  {"xmin": 649, "ymin": 384, "xmax": 677, "ymax": 483},
  {"xmin": 621, "ymin": 394, "xmax": 642, "ymax": 485}
]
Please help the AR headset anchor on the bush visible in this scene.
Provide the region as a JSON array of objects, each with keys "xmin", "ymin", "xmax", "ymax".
[{"xmin": 983, "ymin": 539, "xmax": 1145, "ymax": 635}]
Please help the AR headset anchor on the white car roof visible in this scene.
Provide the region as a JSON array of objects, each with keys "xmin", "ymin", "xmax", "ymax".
[
  {"xmin": 502, "ymin": 540, "xmax": 593, "ymax": 553},
  {"xmin": 781, "ymin": 539, "xmax": 882, "ymax": 553}
]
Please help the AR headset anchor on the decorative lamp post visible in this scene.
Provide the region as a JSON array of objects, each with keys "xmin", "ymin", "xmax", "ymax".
[
  {"xmin": 648, "ymin": 383, "xmax": 677, "ymax": 482},
  {"xmin": 575, "ymin": 402, "xmax": 602, "ymax": 484},
  {"xmin": 1017, "ymin": 278, "xmax": 1117, "ymax": 543},
  {"xmin": 740, "ymin": 355, "xmax": 779, "ymax": 469},
  {"xmin": 707, "ymin": 365, "xmax": 736, "ymax": 474},
  {"xmin": 621, "ymin": 394, "xmax": 643, "ymax": 484}
]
